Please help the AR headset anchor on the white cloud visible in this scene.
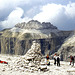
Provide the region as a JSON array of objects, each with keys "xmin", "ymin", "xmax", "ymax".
[
  {"xmin": 33, "ymin": 3, "xmax": 75, "ymax": 30},
  {"xmin": 65, "ymin": 3, "xmax": 75, "ymax": 18},
  {"xmin": 33, "ymin": 4, "xmax": 64, "ymax": 22},
  {"xmin": 8, "ymin": 7, "xmax": 24, "ymax": 19},
  {"xmin": 0, "ymin": 0, "xmax": 75, "ymax": 30},
  {"xmin": 0, "ymin": 7, "xmax": 31, "ymax": 29},
  {"xmin": 0, "ymin": 0, "xmax": 43, "ymax": 21}
]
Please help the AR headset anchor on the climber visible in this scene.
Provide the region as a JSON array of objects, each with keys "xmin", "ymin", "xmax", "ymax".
[
  {"xmin": 46, "ymin": 54, "xmax": 50, "ymax": 65},
  {"xmin": 69, "ymin": 55, "xmax": 74, "ymax": 66},
  {"xmin": 53, "ymin": 53, "xmax": 57, "ymax": 65}
]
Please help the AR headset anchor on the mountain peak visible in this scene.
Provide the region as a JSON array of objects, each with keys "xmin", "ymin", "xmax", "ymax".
[{"xmin": 15, "ymin": 20, "xmax": 57, "ymax": 30}]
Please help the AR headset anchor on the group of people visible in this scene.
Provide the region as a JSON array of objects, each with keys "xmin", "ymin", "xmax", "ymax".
[
  {"xmin": 46, "ymin": 53, "xmax": 74, "ymax": 66},
  {"xmin": 53, "ymin": 53, "xmax": 60, "ymax": 66}
]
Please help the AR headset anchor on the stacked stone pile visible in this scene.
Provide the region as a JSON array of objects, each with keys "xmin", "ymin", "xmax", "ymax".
[
  {"xmin": 24, "ymin": 41, "xmax": 42, "ymax": 61},
  {"xmin": 10, "ymin": 41, "xmax": 47, "ymax": 72}
]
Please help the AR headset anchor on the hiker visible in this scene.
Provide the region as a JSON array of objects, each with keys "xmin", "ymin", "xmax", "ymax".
[
  {"xmin": 53, "ymin": 53, "xmax": 57, "ymax": 65},
  {"xmin": 57, "ymin": 54, "xmax": 60, "ymax": 66},
  {"xmin": 70, "ymin": 55, "xmax": 74, "ymax": 66},
  {"xmin": 46, "ymin": 54, "xmax": 50, "ymax": 65}
]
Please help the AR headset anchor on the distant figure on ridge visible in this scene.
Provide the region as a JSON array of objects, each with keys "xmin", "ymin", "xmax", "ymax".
[{"xmin": 46, "ymin": 54, "xmax": 50, "ymax": 65}]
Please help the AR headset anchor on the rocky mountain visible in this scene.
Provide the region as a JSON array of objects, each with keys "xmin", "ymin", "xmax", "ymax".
[
  {"xmin": 10, "ymin": 20, "xmax": 59, "ymax": 40},
  {"xmin": 0, "ymin": 20, "xmax": 72, "ymax": 57},
  {"xmin": 57, "ymin": 31, "xmax": 75, "ymax": 61},
  {"xmin": 0, "ymin": 20, "xmax": 71, "ymax": 39},
  {"xmin": 15, "ymin": 20, "xmax": 57, "ymax": 29}
]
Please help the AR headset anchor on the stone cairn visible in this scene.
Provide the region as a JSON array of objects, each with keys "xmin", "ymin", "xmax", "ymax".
[{"xmin": 11, "ymin": 41, "xmax": 48, "ymax": 72}]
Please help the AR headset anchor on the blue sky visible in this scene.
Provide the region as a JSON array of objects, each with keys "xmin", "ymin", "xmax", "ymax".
[{"xmin": 0, "ymin": 0, "xmax": 75, "ymax": 30}]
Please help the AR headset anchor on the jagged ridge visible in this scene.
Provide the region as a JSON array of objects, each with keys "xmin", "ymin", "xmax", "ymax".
[{"xmin": 15, "ymin": 20, "xmax": 57, "ymax": 29}]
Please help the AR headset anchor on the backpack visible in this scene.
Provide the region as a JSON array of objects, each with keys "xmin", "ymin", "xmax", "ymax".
[{"xmin": 72, "ymin": 57, "xmax": 74, "ymax": 60}]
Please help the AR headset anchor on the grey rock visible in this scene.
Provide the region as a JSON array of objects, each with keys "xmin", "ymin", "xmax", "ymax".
[
  {"xmin": 15, "ymin": 20, "xmax": 57, "ymax": 30},
  {"xmin": 57, "ymin": 31, "xmax": 75, "ymax": 61}
]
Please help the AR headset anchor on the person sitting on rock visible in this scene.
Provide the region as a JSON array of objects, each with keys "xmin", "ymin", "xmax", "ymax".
[
  {"xmin": 70, "ymin": 55, "xmax": 74, "ymax": 66},
  {"xmin": 46, "ymin": 54, "xmax": 50, "ymax": 65},
  {"xmin": 56, "ymin": 54, "xmax": 60, "ymax": 66}
]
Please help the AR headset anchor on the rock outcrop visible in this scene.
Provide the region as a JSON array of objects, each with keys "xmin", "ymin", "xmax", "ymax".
[
  {"xmin": 57, "ymin": 31, "xmax": 75, "ymax": 61},
  {"xmin": 15, "ymin": 20, "xmax": 57, "ymax": 30}
]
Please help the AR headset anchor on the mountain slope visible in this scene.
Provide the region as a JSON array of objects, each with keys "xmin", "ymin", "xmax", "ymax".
[
  {"xmin": 58, "ymin": 31, "xmax": 75, "ymax": 61},
  {"xmin": 62, "ymin": 32, "xmax": 75, "ymax": 46}
]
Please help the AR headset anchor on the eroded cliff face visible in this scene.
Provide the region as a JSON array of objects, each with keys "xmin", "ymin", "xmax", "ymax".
[
  {"xmin": 0, "ymin": 34, "xmax": 72, "ymax": 55},
  {"xmin": 0, "ymin": 20, "xmax": 72, "ymax": 55},
  {"xmin": 58, "ymin": 31, "xmax": 75, "ymax": 61}
]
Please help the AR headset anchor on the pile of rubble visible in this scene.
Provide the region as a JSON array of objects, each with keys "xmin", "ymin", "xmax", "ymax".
[{"xmin": 10, "ymin": 41, "xmax": 48, "ymax": 72}]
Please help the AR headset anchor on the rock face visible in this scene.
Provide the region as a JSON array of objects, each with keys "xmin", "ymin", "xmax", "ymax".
[
  {"xmin": 0, "ymin": 36, "xmax": 71, "ymax": 55},
  {"xmin": 0, "ymin": 20, "xmax": 72, "ymax": 55},
  {"xmin": 57, "ymin": 31, "xmax": 75, "ymax": 61},
  {"xmin": 15, "ymin": 20, "xmax": 57, "ymax": 30}
]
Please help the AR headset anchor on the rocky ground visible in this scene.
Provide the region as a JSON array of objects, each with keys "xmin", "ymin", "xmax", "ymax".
[{"xmin": 0, "ymin": 54, "xmax": 75, "ymax": 75}]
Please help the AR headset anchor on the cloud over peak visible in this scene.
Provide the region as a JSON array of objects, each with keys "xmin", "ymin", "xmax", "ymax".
[
  {"xmin": 0, "ymin": 7, "xmax": 31, "ymax": 30},
  {"xmin": 0, "ymin": 0, "xmax": 75, "ymax": 30},
  {"xmin": 33, "ymin": 2, "xmax": 75, "ymax": 30}
]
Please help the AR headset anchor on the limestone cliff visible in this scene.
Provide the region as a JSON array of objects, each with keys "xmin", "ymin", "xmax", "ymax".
[{"xmin": 0, "ymin": 20, "xmax": 72, "ymax": 55}]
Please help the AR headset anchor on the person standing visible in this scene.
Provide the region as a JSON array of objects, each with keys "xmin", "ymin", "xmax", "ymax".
[
  {"xmin": 57, "ymin": 54, "xmax": 60, "ymax": 66},
  {"xmin": 53, "ymin": 53, "xmax": 57, "ymax": 65},
  {"xmin": 70, "ymin": 55, "xmax": 74, "ymax": 66}
]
